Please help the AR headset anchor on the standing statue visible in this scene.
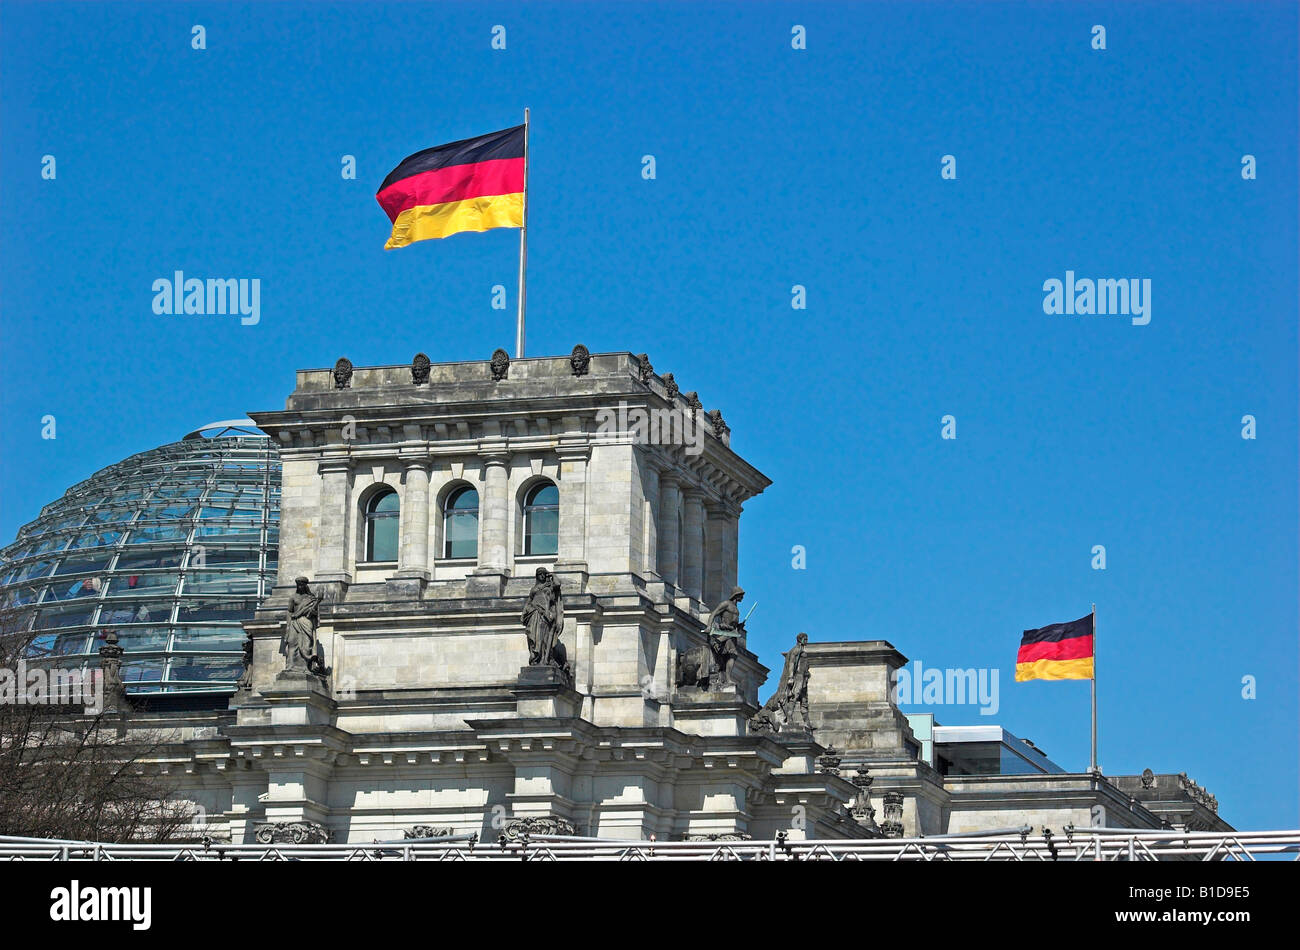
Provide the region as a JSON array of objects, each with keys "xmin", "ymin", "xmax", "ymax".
[
  {"xmin": 521, "ymin": 567, "xmax": 570, "ymax": 677},
  {"xmin": 703, "ymin": 586, "xmax": 747, "ymax": 688},
  {"xmin": 778, "ymin": 632, "xmax": 811, "ymax": 729},
  {"xmin": 282, "ymin": 576, "xmax": 327, "ymax": 676},
  {"xmin": 749, "ymin": 633, "xmax": 811, "ymax": 735}
]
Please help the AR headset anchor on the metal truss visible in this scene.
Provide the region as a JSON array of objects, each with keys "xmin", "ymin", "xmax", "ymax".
[{"xmin": 1, "ymin": 829, "xmax": 1297, "ymax": 862}]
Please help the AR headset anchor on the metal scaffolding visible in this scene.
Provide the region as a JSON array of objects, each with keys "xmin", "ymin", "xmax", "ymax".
[{"xmin": 1, "ymin": 828, "xmax": 1296, "ymax": 862}]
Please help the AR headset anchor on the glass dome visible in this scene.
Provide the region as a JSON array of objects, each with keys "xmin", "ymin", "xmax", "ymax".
[{"xmin": 0, "ymin": 421, "xmax": 279, "ymax": 694}]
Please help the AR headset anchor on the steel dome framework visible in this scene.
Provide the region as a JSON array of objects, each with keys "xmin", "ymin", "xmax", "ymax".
[{"xmin": 0, "ymin": 423, "xmax": 280, "ymax": 694}]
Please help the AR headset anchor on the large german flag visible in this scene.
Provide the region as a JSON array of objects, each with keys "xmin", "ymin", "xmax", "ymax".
[
  {"xmin": 376, "ymin": 125, "xmax": 525, "ymax": 250},
  {"xmin": 1015, "ymin": 613, "xmax": 1094, "ymax": 681}
]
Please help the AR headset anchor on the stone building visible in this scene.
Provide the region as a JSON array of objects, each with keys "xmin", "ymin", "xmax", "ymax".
[{"xmin": 89, "ymin": 349, "xmax": 1228, "ymax": 842}]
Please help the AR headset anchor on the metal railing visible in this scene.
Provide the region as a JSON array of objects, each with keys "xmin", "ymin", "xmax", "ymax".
[{"xmin": 1, "ymin": 829, "xmax": 1297, "ymax": 861}]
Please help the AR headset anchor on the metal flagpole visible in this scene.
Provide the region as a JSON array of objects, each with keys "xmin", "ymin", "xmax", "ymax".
[
  {"xmin": 516, "ymin": 108, "xmax": 529, "ymax": 358},
  {"xmin": 1090, "ymin": 603, "xmax": 1098, "ymax": 774}
]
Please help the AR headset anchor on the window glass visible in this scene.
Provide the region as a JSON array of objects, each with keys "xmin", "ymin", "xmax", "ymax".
[
  {"xmin": 365, "ymin": 489, "xmax": 400, "ymax": 562},
  {"xmin": 106, "ymin": 572, "xmax": 179, "ymax": 597},
  {"xmin": 524, "ymin": 483, "xmax": 559, "ymax": 556},
  {"xmin": 183, "ymin": 572, "xmax": 258, "ymax": 595},
  {"xmin": 443, "ymin": 487, "xmax": 478, "ymax": 559}
]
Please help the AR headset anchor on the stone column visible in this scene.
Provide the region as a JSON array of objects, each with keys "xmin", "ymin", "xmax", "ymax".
[
  {"xmin": 478, "ymin": 451, "xmax": 510, "ymax": 573},
  {"xmin": 316, "ymin": 456, "xmax": 353, "ymax": 584},
  {"xmin": 395, "ymin": 458, "xmax": 430, "ymax": 580},
  {"xmin": 656, "ymin": 472, "xmax": 682, "ymax": 588},
  {"xmin": 554, "ymin": 442, "xmax": 589, "ymax": 573},
  {"xmin": 703, "ymin": 500, "xmax": 728, "ymax": 606},
  {"xmin": 680, "ymin": 488, "xmax": 705, "ymax": 601}
]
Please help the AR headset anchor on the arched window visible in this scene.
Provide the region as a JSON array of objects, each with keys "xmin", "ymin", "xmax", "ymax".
[
  {"xmin": 364, "ymin": 488, "xmax": 399, "ymax": 562},
  {"xmin": 443, "ymin": 486, "xmax": 479, "ymax": 559},
  {"xmin": 523, "ymin": 482, "xmax": 559, "ymax": 556}
]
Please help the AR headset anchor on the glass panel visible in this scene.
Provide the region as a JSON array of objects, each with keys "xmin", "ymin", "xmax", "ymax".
[
  {"xmin": 68, "ymin": 530, "xmax": 123, "ymax": 549},
  {"xmin": 127, "ymin": 524, "xmax": 189, "ymax": 544},
  {"xmin": 528, "ymin": 484, "xmax": 559, "ymax": 507},
  {"xmin": 14, "ymin": 559, "xmax": 53, "ymax": 581},
  {"xmin": 525, "ymin": 509, "xmax": 559, "ymax": 556},
  {"xmin": 112, "ymin": 627, "xmax": 172, "ymax": 651},
  {"xmin": 3, "ymin": 583, "xmax": 46, "ymax": 607},
  {"xmin": 183, "ymin": 572, "xmax": 258, "ymax": 595},
  {"xmin": 32, "ymin": 604, "xmax": 95, "ymax": 630},
  {"xmin": 121, "ymin": 659, "xmax": 165, "ymax": 684},
  {"xmin": 172, "ymin": 627, "xmax": 246, "ymax": 652},
  {"xmin": 368, "ymin": 516, "xmax": 399, "ymax": 562},
  {"xmin": 116, "ymin": 549, "xmax": 185, "ymax": 571},
  {"xmin": 194, "ymin": 522, "xmax": 260, "ymax": 542},
  {"xmin": 167, "ymin": 657, "xmax": 243, "ymax": 683},
  {"xmin": 106, "ymin": 572, "xmax": 179, "ymax": 597},
  {"xmin": 372, "ymin": 491, "xmax": 400, "ymax": 513},
  {"xmin": 444, "ymin": 510, "xmax": 478, "ymax": 558},
  {"xmin": 46, "ymin": 577, "xmax": 103, "ymax": 601},
  {"xmin": 175, "ymin": 599, "xmax": 257, "ymax": 623},
  {"xmin": 447, "ymin": 488, "xmax": 478, "ymax": 510},
  {"xmin": 99, "ymin": 600, "xmax": 165, "ymax": 625},
  {"xmin": 54, "ymin": 553, "xmax": 113, "ymax": 576},
  {"xmin": 189, "ymin": 548, "xmax": 259, "ymax": 570}
]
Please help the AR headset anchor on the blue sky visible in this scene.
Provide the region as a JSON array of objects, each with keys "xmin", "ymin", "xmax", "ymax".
[{"xmin": 1, "ymin": 1, "xmax": 1296, "ymax": 829}]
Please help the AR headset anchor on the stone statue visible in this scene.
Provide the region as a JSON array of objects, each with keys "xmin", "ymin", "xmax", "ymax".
[
  {"xmin": 703, "ymin": 586, "xmax": 747, "ymax": 688},
  {"xmin": 521, "ymin": 567, "xmax": 570, "ymax": 678},
  {"xmin": 282, "ymin": 576, "xmax": 327, "ymax": 677},
  {"xmin": 748, "ymin": 632, "xmax": 810, "ymax": 735}
]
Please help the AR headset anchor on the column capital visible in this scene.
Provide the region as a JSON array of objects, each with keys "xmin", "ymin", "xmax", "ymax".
[
  {"xmin": 479, "ymin": 449, "xmax": 511, "ymax": 467},
  {"xmin": 659, "ymin": 470, "xmax": 683, "ymax": 488}
]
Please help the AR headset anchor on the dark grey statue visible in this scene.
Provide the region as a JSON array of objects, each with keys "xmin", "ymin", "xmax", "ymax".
[
  {"xmin": 703, "ymin": 586, "xmax": 747, "ymax": 688},
  {"xmin": 522, "ymin": 567, "xmax": 570, "ymax": 678},
  {"xmin": 282, "ymin": 576, "xmax": 327, "ymax": 677},
  {"xmin": 750, "ymin": 633, "xmax": 811, "ymax": 735}
]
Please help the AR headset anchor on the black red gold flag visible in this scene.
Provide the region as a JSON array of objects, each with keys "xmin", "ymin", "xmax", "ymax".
[
  {"xmin": 1015, "ymin": 613, "xmax": 1095, "ymax": 681},
  {"xmin": 376, "ymin": 125, "xmax": 525, "ymax": 249}
]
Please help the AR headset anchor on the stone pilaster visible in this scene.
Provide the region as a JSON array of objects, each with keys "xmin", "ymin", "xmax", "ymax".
[
  {"xmin": 470, "ymin": 449, "xmax": 510, "ymax": 597},
  {"xmin": 316, "ymin": 456, "xmax": 353, "ymax": 584},
  {"xmin": 657, "ymin": 472, "xmax": 682, "ymax": 588},
  {"xmin": 554, "ymin": 441, "xmax": 589, "ymax": 573},
  {"xmin": 395, "ymin": 457, "xmax": 431, "ymax": 581},
  {"xmin": 640, "ymin": 455, "xmax": 662, "ymax": 579},
  {"xmin": 680, "ymin": 488, "xmax": 705, "ymax": 601}
]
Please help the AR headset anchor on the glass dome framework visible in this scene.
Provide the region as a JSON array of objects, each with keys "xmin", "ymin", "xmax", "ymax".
[{"xmin": 0, "ymin": 422, "xmax": 280, "ymax": 694}]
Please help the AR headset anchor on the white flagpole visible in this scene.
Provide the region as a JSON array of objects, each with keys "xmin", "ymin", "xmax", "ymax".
[
  {"xmin": 1090, "ymin": 603, "xmax": 1098, "ymax": 774},
  {"xmin": 516, "ymin": 108, "xmax": 529, "ymax": 358}
]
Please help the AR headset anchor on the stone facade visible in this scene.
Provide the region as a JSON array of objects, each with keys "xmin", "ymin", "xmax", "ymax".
[{"xmin": 106, "ymin": 351, "xmax": 1228, "ymax": 843}]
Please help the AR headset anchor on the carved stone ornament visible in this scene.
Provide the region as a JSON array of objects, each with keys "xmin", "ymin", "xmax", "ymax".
[
  {"xmin": 333, "ymin": 358, "xmax": 353, "ymax": 390},
  {"xmin": 404, "ymin": 825, "xmax": 454, "ymax": 839},
  {"xmin": 817, "ymin": 746, "xmax": 843, "ymax": 776},
  {"xmin": 662, "ymin": 372, "xmax": 679, "ymax": 400},
  {"xmin": 97, "ymin": 630, "xmax": 131, "ymax": 710},
  {"xmin": 503, "ymin": 816, "xmax": 577, "ymax": 841},
  {"xmin": 253, "ymin": 820, "xmax": 330, "ymax": 844},
  {"xmin": 685, "ymin": 391, "xmax": 702, "ymax": 425},
  {"xmin": 411, "ymin": 352, "xmax": 431, "ymax": 385},
  {"xmin": 880, "ymin": 791, "xmax": 905, "ymax": 838},
  {"xmin": 570, "ymin": 344, "xmax": 591, "ymax": 376},
  {"xmin": 1140, "ymin": 768, "xmax": 1155, "ymax": 789},
  {"xmin": 707, "ymin": 409, "xmax": 729, "ymax": 439},
  {"xmin": 490, "ymin": 347, "xmax": 510, "ymax": 381},
  {"xmin": 634, "ymin": 352, "xmax": 653, "ymax": 383}
]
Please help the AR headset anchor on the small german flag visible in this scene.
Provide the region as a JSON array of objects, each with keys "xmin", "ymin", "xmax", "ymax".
[
  {"xmin": 376, "ymin": 125, "xmax": 525, "ymax": 250},
  {"xmin": 1015, "ymin": 613, "xmax": 1094, "ymax": 682}
]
